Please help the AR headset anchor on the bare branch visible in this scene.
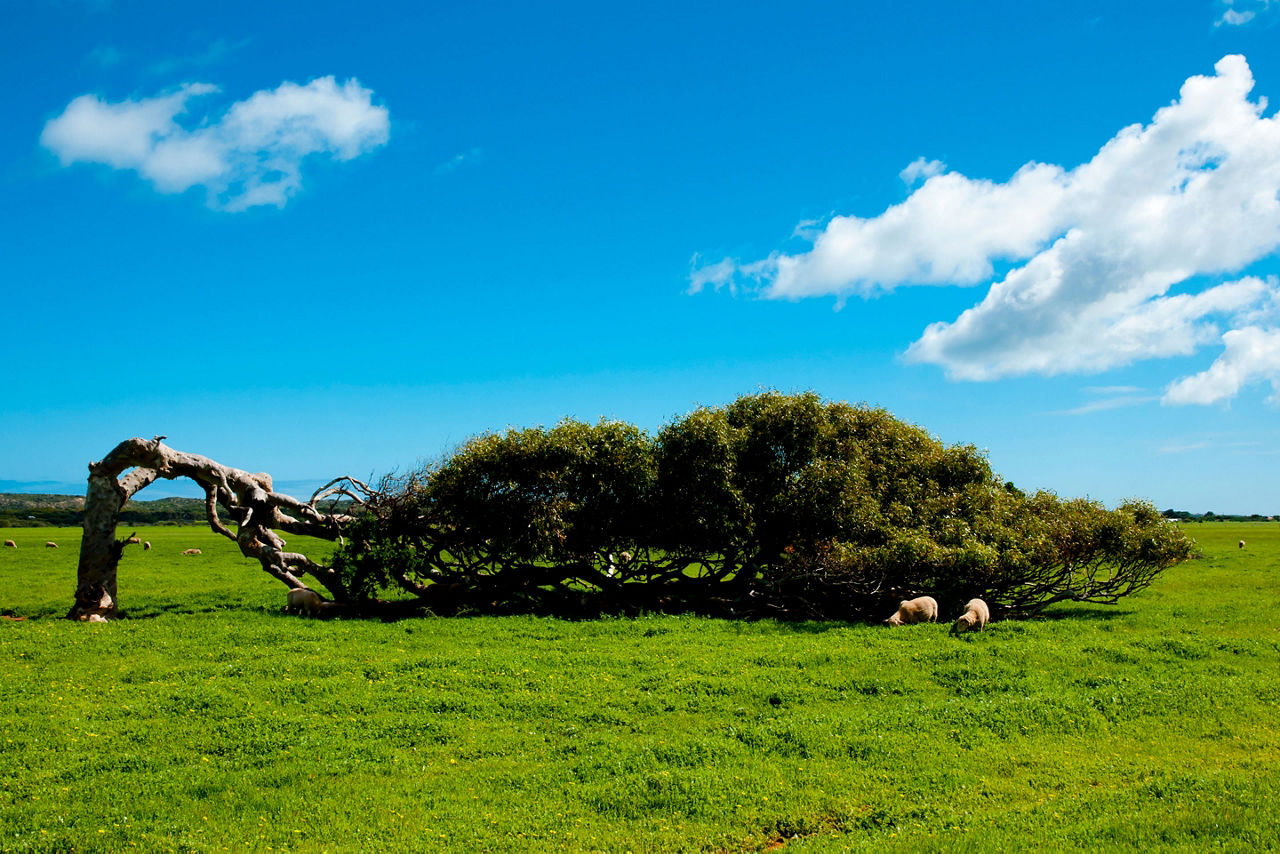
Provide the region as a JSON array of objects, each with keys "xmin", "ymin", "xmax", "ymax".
[
  {"xmin": 203, "ymin": 485, "xmax": 237, "ymax": 542},
  {"xmin": 72, "ymin": 438, "xmax": 358, "ymax": 621}
]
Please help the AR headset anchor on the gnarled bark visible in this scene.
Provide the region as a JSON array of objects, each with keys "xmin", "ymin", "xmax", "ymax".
[{"xmin": 68, "ymin": 436, "xmax": 370, "ymax": 621}]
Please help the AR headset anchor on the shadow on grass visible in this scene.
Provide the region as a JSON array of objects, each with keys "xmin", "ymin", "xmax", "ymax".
[{"xmin": 1034, "ymin": 605, "xmax": 1135, "ymax": 622}]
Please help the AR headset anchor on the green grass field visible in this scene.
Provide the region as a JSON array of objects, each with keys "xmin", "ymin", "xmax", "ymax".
[{"xmin": 1, "ymin": 523, "xmax": 1278, "ymax": 852}]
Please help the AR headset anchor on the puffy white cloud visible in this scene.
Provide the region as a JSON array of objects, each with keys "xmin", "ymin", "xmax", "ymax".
[
  {"xmin": 693, "ymin": 55, "xmax": 1280, "ymax": 404},
  {"xmin": 41, "ymin": 76, "xmax": 389, "ymax": 210},
  {"xmin": 751, "ymin": 160, "xmax": 1071, "ymax": 299},
  {"xmin": 1163, "ymin": 326, "xmax": 1280, "ymax": 404}
]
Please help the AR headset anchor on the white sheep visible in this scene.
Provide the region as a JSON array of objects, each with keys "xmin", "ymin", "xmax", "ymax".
[
  {"xmin": 1239, "ymin": 540, "xmax": 1246, "ymax": 549},
  {"xmin": 2, "ymin": 540, "xmax": 15, "ymax": 549},
  {"xmin": 143, "ymin": 541, "xmax": 152, "ymax": 551},
  {"xmin": 181, "ymin": 548, "xmax": 202, "ymax": 556},
  {"xmin": 605, "ymin": 550, "xmax": 635, "ymax": 578},
  {"xmin": 951, "ymin": 598, "xmax": 991, "ymax": 635},
  {"xmin": 884, "ymin": 595, "xmax": 938, "ymax": 626},
  {"xmin": 286, "ymin": 587, "xmax": 326, "ymax": 617},
  {"xmin": 44, "ymin": 541, "xmax": 58, "ymax": 549}
]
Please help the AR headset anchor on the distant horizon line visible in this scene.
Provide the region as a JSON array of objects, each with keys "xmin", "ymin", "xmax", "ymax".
[
  {"xmin": 0, "ymin": 478, "xmax": 335, "ymax": 501},
  {"xmin": 0, "ymin": 483, "xmax": 1271, "ymax": 520}
]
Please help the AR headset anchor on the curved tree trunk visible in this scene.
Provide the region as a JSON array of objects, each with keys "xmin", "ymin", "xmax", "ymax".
[{"xmin": 68, "ymin": 436, "xmax": 369, "ymax": 621}]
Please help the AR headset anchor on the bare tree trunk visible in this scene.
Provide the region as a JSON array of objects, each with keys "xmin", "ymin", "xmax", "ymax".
[{"xmin": 68, "ymin": 436, "xmax": 369, "ymax": 622}]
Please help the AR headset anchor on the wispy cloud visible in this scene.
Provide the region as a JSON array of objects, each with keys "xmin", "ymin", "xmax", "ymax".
[
  {"xmin": 1157, "ymin": 438, "xmax": 1262, "ymax": 454},
  {"xmin": 1157, "ymin": 440, "xmax": 1213, "ymax": 455},
  {"xmin": 1050, "ymin": 393, "xmax": 1158, "ymax": 416},
  {"xmin": 687, "ymin": 255, "xmax": 739, "ymax": 295},
  {"xmin": 692, "ymin": 55, "xmax": 1280, "ymax": 406},
  {"xmin": 83, "ymin": 44, "xmax": 124, "ymax": 69},
  {"xmin": 433, "ymin": 146, "xmax": 484, "ymax": 176},
  {"xmin": 147, "ymin": 38, "xmax": 252, "ymax": 77},
  {"xmin": 899, "ymin": 156, "xmax": 945, "ymax": 187},
  {"xmin": 1082, "ymin": 385, "xmax": 1144, "ymax": 395},
  {"xmin": 41, "ymin": 77, "xmax": 390, "ymax": 211},
  {"xmin": 1216, "ymin": 0, "xmax": 1275, "ymax": 26}
]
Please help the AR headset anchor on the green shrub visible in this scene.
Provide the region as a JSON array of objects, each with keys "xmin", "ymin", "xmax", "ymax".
[{"xmin": 334, "ymin": 392, "xmax": 1192, "ymax": 619}]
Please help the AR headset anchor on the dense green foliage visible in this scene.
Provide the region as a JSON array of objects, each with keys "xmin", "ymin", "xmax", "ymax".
[
  {"xmin": 0, "ymin": 523, "xmax": 1277, "ymax": 851},
  {"xmin": 335, "ymin": 392, "xmax": 1191, "ymax": 619}
]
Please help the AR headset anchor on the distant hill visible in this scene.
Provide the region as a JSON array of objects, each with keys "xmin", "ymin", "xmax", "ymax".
[{"xmin": 0, "ymin": 493, "xmax": 211, "ymax": 527}]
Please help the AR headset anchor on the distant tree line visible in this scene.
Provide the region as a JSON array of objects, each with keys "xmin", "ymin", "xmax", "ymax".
[
  {"xmin": 332, "ymin": 391, "xmax": 1193, "ymax": 621},
  {"xmin": 1161, "ymin": 509, "xmax": 1275, "ymax": 523},
  {"xmin": 0, "ymin": 495, "xmax": 212, "ymax": 527}
]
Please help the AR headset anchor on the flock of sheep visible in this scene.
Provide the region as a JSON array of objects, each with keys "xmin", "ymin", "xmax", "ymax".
[
  {"xmin": 2, "ymin": 538, "xmax": 195, "ymax": 553},
  {"xmin": 885, "ymin": 595, "xmax": 991, "ymax": 636}
]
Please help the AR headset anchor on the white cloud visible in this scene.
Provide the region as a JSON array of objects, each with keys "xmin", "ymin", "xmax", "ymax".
[
  {"xmin": 1216, "ymin": 0, "xmax": 1274, "ymax": 26},
  {"xmin": 688, "ymin": 255, "xmax": 739, "ymax": 294},
  {"xmin": 1162, "ymin": 326, "xmax": 1280, "ymax": 404},
  {"xmin": 899, "ymin": 156, "xmax": 946, "ymax": 186},
  {"xmin": 693, "ymin": 55, "xmax": 1280, "ymax": 404},
  {"xmin": 41, "ymin": 76, "xmax": 389, "ymax": 210}
]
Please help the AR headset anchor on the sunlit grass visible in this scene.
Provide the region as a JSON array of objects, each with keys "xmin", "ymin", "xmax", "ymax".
[{"xmin": 1, "ymin": 522, "xmax": 1277, "ymax": 851}]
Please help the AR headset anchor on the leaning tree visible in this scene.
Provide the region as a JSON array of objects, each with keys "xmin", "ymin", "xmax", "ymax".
[{"xmin": 67, "ymin": 436, "xmax": 372, "ymax": 621}]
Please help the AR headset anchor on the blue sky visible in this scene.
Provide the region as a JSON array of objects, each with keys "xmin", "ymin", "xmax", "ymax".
[{"xmin": 4, "ymin": 0, "xmax": 1280, "ymax": 512}]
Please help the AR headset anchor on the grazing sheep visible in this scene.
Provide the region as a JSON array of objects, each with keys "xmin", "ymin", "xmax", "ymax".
[
  {"xmin": 884, "ymin": 595, "xmax": 939, "ymax": 626},
  {"xmin": 2, "ymin": 540, "xmax": 15, "ymax": 549},
  {"xmin": 1239, "ymin": 540, "xmax": 1246, "ymax": 549},
  {"xmin": 76, "ymin": 586, "xmax": 114, "ymax": 622},
  {"xmin": 951, "ymin": 598, "xmax": 991, "ymax": 635},
  {"xmin": 181, "ymin": 548, "xmax": 202, "ymax": 556},
  {"xmin": 143, "ymin": 541, "xmax": 152, "ymax": 551},
  {"xmin": 44, "ymin": 541, "xmax": 57, "ymax": 548},
  {"xmin": 605, "ymin": 550, "xmax": 635, "ymax": 578},
  {"xmin": 286, "ymin": 587, "xmax": 325, "ymax": 617},
  {"xmin": 125, "ymin": 535, "xmax": 141, "ymax": 545}
]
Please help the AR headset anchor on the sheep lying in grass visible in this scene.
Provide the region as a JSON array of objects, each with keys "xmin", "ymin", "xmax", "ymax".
[
  {"xmin": 884, "ymin": 595, "xmax": 938, "ymax": 626},
  {"xmin": 2, "ymin": 540, "xmax": 15, "ymax": 549},
  {"xmin": 182, "ymin": 548, "xmax": 202, "ymax": 556},
  {"xmin": 44, "ymin": 541, "xmax": 57, "ymax": 548},
  {"xmin": 951, "ymin": 598, "xmax": 991, "ymax": 635},
  {"xmin": 286, "ymin": 587, "xmax": 327, "ymax": 617}
]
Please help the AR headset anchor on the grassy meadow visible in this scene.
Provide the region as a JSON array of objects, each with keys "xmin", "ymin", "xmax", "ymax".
[{"xmin": 0, "ymin": 522, "xmax": 1278, "ymax": 851}]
